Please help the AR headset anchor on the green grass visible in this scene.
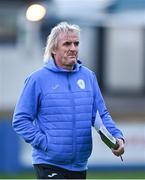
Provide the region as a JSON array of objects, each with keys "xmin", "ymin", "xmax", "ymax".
[
  {"xmin": 87, "ymin": 170, "xmax": 145, "ymax": 179},
  {"xmin": 0, "ymin": 170, "xmax": 145, "ymax": 179},
  {"xmin": 0, "ymin": 172, "xmax": 35, "ymax": 179}
]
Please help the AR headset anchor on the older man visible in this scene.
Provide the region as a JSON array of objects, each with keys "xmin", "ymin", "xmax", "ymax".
[{"xmin": 13, "ymin": 22, "xmax": 124, "ymax": 179}]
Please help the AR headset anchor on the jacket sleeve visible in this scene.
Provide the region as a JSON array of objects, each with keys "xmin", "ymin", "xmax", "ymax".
[
  {"xmin": 92, "ymin": 73, "xmax": 124, "ymax": 139},
  {"xmin": 12, "ymin": 77, "xmax": 47, "ymax": 151}
]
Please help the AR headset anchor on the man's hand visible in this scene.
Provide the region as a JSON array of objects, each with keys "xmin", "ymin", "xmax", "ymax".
[{"xmin": 112, "ymin": 138, "xmax": 125, "ymax": 157}]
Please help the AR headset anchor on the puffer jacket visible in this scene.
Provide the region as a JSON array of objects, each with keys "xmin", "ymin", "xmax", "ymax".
[{"xmin": 12, "ymin": 59, "xmax": 124, "ymax": 171}]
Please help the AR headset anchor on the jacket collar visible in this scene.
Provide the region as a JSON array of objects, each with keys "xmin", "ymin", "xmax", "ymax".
[{"xmin": 44, "ymin": 58, "xmax": 82, "ymax": 72}]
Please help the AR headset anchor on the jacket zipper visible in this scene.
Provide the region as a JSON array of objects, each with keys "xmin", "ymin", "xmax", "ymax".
[{"xmin": 67, "ymin": 73, "xmax": 76, "ymax": 163}]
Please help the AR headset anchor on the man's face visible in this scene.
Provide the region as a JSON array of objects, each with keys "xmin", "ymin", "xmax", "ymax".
[{"xmin": 53, "ymin": 31, "xmax": 79, "ymax": 70}]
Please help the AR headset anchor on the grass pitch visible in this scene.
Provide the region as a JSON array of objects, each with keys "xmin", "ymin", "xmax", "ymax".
[{"xmin": 0, "ymin": 170, "xmax": 145, "ymax": 179}]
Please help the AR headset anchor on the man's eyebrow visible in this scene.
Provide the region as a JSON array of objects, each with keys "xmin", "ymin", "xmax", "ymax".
[{"xmin": 63, "ymin": 41, "xmax": 79, "ymax": 45}]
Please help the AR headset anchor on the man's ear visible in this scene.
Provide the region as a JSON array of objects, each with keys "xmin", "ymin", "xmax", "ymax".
[{"xmin": 52, "ymin": 48, "xmax": 56, "ymax": 55}]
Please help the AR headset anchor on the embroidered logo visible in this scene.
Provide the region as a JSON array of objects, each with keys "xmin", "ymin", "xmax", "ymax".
[
  {"xmin": 77, "ymin": 79, "xmax": 85, "ymax": 89},
  {"xmin": 48, "ymin": 173, "xmax": 58, "ymax": 177},
  {"xmin": 52, "ymin": 84, "xmax": 59, "ymax": 90}
]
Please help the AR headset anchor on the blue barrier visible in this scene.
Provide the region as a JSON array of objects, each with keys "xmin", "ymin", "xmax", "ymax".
[
  {"xmin": 0, "ymin": 119, "xmax": 145, "ymax": 173},
  {"xmin": 0, "ymin": 119, "xmax": 20, "ymax": 173}
]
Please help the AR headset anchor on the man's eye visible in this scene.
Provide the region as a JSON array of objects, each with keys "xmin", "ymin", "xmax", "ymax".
[
  {"xmin": 74, "ymin": 41, "xmax": 79, "ymax": 46},
  {"xmin": 64, "ymin": 41, "xmax": 79, "ymax": 46},
  {"xmin": 64, "ymin": 42, "xmax": 71, "ymax": 46}
]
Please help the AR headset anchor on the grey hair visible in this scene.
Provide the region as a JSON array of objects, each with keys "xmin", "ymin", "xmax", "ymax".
[{"xmin": 43, "ymin": 22, "xmax": 81, "ymax": 63}]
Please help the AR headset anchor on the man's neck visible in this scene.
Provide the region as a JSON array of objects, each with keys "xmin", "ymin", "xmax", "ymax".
[{"xmin": 54, "ymin": 59, "xmax": 75, "ymax": 71}]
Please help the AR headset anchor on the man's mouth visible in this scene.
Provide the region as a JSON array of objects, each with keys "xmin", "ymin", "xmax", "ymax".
[
  {"xmin": 68, "ymin": 54, "xmax": 77, "ymax": 58},
  {"xmin": 69, "ymin": 56, "xmax": 76, "ymax": 58}
]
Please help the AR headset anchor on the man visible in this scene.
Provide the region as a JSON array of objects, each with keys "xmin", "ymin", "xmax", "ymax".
[{"xmin": 12, "ymin": 22, "xmax": 124, "ymax": 179}]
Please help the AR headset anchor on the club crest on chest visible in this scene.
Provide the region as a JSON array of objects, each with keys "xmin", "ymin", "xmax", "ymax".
[{"xmin": 77, "ymin": 79, "xmax": 85, "ymax": 89}]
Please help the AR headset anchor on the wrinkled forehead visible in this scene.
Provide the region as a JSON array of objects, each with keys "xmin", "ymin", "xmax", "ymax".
[{"xmin": 58, "ymin": 31, "xmax": 79, "ymax": 42}]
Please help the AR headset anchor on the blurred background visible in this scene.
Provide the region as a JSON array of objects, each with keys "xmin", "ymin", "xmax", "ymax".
[{"xmin": 0, "ymin": 0, "xmax": 145, "ymax": 179}]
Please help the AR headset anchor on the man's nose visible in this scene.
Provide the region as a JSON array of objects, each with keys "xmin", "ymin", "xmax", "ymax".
[{"xmin": 70, "ymin": 43, "xmax": 77, "ymax": 50}]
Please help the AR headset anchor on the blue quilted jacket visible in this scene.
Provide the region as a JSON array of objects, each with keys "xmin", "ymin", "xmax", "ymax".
[{"xmin": 12, "ymin": 59, "xmax": 123, "ymax": 171}]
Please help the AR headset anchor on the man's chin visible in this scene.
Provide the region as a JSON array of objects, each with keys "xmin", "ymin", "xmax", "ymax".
[{"xmin": 69, "ymin": 58, "xmax": 77, "ymax": 64}]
